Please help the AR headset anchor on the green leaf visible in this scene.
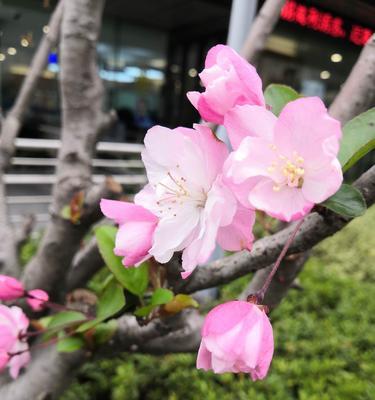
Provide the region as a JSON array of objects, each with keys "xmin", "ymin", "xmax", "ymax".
[
  {"xmin": 134, "ymin": 288, "xmax": 174, "ymax": 317},
  {"xmin": 134, "ymin": 304, "xmax": 157, "ymax": 317},
  {"xmin": 77, "ymin": 281, "xmax": 125, "ymax": 332},
  {"xmin": 321, "ymin": 184, "xmax": 366, "ymax": 218},
  {"xmin": 93, "ymin": 320, "xmax": 118, "ymax": 345},
  {"xmin": 95, "ymin": 225, "xmax": 149, "ymax": 296},
  {"xmin": 47, "ymin": 311, "xmax": 87, "ymax": 329},
  {"xmin": 57, "ymin": 336, "xmax": 85, "ymax": 353},
  {"xmin": 164, "ymin": 294, "xmax": 199, "ymax": 314},
  {"xmin": 264, "ymin": 84, "xmax": 301, "ymax": 116},
  {"xmin": 338, "ymin": 108, "xmax": 375, "ymax": 172},
  {"xmin": 150, "ymin": 288, "xmax": 174, "ymax": 306}
]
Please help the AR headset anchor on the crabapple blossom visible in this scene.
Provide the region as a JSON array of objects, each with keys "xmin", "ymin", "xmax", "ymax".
[
  {"xmin": 0, "ymin": 275, "xmax": 25, "ymax": 301},
  {"xmin": 102, "ymin": 124, "xmax": 255, "ymax": 278},
  {"xmin": 100, "ymin": 200, "xmax": 158, "ymax": 266},
  {"xmin": 187, "ymin": 44, "xmax": 265, "ymax": 124},
  {"xmin": 224, "ymin": 97, "xmax": 343, "ymax": 221},
  {"xmin": 26, "ymin": 289, "xmax": 49, "ymax": 312},
  {"xmin": 197, "ymin": 301, "xmax": 274, "ymax": 381},
  {"xmin": 0, "ymin": 305, "xmax": 30, "ymax": 379}
]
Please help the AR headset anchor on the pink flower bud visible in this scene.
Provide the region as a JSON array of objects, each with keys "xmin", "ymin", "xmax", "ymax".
[
  {"xmin": 0, "ymin": 275, "xmax": 25, "ymax": 301},
  {"xmin": 26, "ymin": 289, "xmax": 49, "ymax": 311},
  {"xmin": 187, "ymin": 45, "xmax": 265, "ymax": 124},
  {"xmin": 197, "ymin": 301, "xmax": 274, "ymax": 381}
]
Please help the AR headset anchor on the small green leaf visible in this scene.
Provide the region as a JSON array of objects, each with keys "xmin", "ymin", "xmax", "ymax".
[
  {"xmin": 47, "ymin": 311, "xmax": 87, "ymax": 329},
  {"xmin": 77, "ymin": 281, "xmax": 125, "ymax": 332},
  {"xmin": 93, "ymin": 320, "xmax": 118, "ymax": 345},
  {"xmin": 95, "ymin": 225, "xmax": 149, "ymax": 296},
  {"xmin": 150, "ymin": 288, "xmax": 174, "ymax": 306},
  {"xmin": 264, "ymin": 84, "xmax": 301, "ymax": 116},
  {"xmin": 57, "ymin": 336, "xmax": 85, "ymax": 353},
  {"xmin": 134, "ymin": 304, "xmax": 157, "ymax": 317},
  {"xmin": 164, "ymin": 294, "xmax": 199, "ymax": 314},
  {"xmin": 338, "ymin": 108, "xmax": 375, "ymax": 172},
  {"xmin": 321, "ymin": 184, "xmax": 366, "ymax": 218}
]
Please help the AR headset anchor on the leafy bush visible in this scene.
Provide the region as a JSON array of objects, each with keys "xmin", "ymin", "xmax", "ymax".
[{"xmin": 62, "ymin": 207, "xmax": 375, "ymax": 400}]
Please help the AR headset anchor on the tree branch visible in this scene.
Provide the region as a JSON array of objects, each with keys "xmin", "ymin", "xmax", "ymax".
[
  {"xmin": 176, "ymin": 166, "xmax": 375, "ymax": 294},
  {"xmin": 241, "ymin": 0, "xmax": 286, "ymax": 64},
  {"xmin": 329, "ymin": 34, "xmax": 375, "ymax": 123},
  {"xmin": 21, "ymin": 0, "xmax": 115, "ymax": 296}
]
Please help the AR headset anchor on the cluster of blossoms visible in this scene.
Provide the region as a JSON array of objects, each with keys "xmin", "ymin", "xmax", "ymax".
[
  {"xmin": 102, "ymin": 44, "xmax": 343, "ymax": 381},
  {"xmin": 0, "ymin": 275, "xmax": 49, "ymax": 378}
]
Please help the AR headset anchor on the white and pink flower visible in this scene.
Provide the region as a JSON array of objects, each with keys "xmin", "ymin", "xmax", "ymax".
[
  {"xmin": 102, "ymin": 124, "xmax": 255, "ymax": 277},
  {"xmin": 224, "ymin": 97, "xmax": 343, "ymax": 221},
  {"xmin": 187, "ymin": 45, "xmax": 265, "ymax": 124}
]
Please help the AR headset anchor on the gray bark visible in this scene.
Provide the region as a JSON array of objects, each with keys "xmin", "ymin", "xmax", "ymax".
[
  {"xmin": 21, "ymin": 0, "xmax": 119, "ymax": 296},
  {"xmin": 330, "ymin": 34, "xmax": 375, "ymax": 124},
  {"xmin": 241, "ymin": 0, "xmax": 286, "ymax": 64}
]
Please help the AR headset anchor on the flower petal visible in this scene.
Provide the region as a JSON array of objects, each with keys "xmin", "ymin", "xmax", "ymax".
[
  {"xmin": 224, "ymin": 105, "xmax": 276, "ymax": 150},
  {"xmin": 249, "ymin": 179, "xmax": 314, "ymax": 222},
  {"xmin": 217, "ymin": 204, "xmax": 255, "ymax": 251}
]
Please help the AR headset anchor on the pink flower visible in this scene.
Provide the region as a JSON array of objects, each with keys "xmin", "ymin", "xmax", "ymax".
[
  {"xmin": 100, "ymin": 199, "xmax": 158, "ymax": 267},
  {"xmin": 197, "ymin": 301, "xmax": 274, "ymax": 381},
  {"xmin": 187, "ymin": 45, "xmax": 265, "ymax": 124},
  {"xmin": 224, "ymin": 97, "xmax": 343, "ymax": 221},
  {"xmin": 135, "ymin": 123, "xmax": 255, "ymax": 278},
  {"xmin": 26, "ymin": 289, "xmax": 49, "ymax": 311},
  {"xmin": 0, "ymin": 305, "xmax": 30, "ymax": 379},
  {"xmin": 0, "ymin": 275, "xmax": 25, "ymax": 301}
]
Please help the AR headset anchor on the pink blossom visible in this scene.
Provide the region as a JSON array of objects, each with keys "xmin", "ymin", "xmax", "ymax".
[
  {"xmin": 197, "ymin": 301, "xmax": 274, "ymax": 380},
  {"xmin": 100, "ymin": 199, "xmax": 158, "ymax": 267},
  {"xmin": 26, "ymin": 289, "xmax": 49, "ymax": 312},
  {"xmin": 224, "ymin": 97, "xmax": 343, "ymax": 221},
  {"xmin": 0, "ymin": 275, "xmax": 25, "ymax": 301},
  {"xmin": 133, "ymin": 123, "xmax": 255, "ymax": 278},
  {"xmin": 187, "ymin": 45, "xmax": 265, "ymax": 124},
  {"xmin": 0, "ymin": 305, "xmax": 30, "ymax": 379}
]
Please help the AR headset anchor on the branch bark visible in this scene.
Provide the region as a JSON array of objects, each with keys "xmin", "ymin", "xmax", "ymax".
[
  {"xmin": 21, "ymin": 0, "xmax": 116, "ymax": 296},
  {"xmin": 241, "ymin": 0, "xmax": 286, "ymax": 64},
  {"xmin": 329, "ymin": 34, "xmax": 375, "ymax": 124}
]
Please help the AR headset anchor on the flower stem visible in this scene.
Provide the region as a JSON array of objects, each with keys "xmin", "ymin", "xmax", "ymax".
[
  {"xmin": 26, "ymin": 292, "xmax": 92, "ymax": 317},
  {"xmin": 255, "ymin": 218, "xmax": 305, "ymax": 303}
]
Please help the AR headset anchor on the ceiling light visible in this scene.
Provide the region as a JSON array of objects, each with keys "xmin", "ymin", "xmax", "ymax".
[
  {"xmin": 330, "ymin": 53, "xmax": 342, "ymax": 63},
  {"xmin": 188, "ymin": 68, "xmax": 198, "ymax": 78},
  {"xmin": 0, "ymin": 53, "xmax": 5, "ymax": 62},
  {"xmin": 21, "ymin": 38, "xmax": 29, "ymax": 47},
  {"xmin": 7, "ymin": 47, "xmax": 17, "ymax": 56},
  {"xmin": 43, "ymin": 25, "xmax": 50, "ymax": 34},
  {"xmin": 320, "ymin": 70, "xmax": 331, "ymax": 80}
]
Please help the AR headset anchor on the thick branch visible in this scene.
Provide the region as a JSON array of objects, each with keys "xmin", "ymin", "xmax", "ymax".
[
  {"xmin": 22, "ymin": 0, "xmax": 112, "ymax": 295},
  {"xmin": 66, "ymin": 236, "xmax": 103, "ymax": 291},
  {"xmin": 329, "ymin": 34, "xmax": 375, "ymax": 123},
  {"xmin": 177, "ymin": 166, "xmax": 375, "ymax": 294},
  {"xmin": 241, "ymin": 0, "xmax": 286, "ymax": 64}
]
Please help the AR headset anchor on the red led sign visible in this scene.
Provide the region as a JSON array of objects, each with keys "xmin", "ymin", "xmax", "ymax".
[{"xmin": 281, "ymin": 0, "xmax": 373, "ymax": 46}]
